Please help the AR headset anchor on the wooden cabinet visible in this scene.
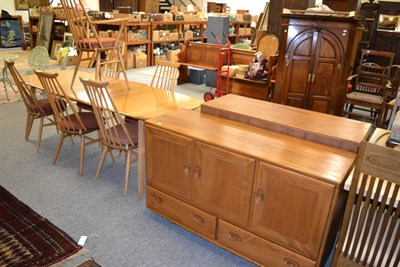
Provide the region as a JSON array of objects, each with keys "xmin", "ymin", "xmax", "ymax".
[
  {"xmin": 369, "ymin": 1, "xmax": 400, "ymax": 65},
  {"xmin": 275, "ymin": 14, "xmax": 360, "ymax": 115},
  {"xmin": 372, "ymin": 30, "xmax": 400, "ymax": 65},
  {"xmin": 193, "ymin": 142, "xmax": 254, "ymax": 227},
  {"xmin": 250, "ymin": 162, "xmax": 334, "ymax": 259},
  {"xmin": 151, "ymin": 21, "xmax": 207, "ymax": 65},
  {"xmin": 146, "ymin": 126, "xmax": 255, "ymax": 227},
  {"xmin": 145, "ymin": 96, "xmax": 371, "ymax": 266},
  {"xmin": 146, "ymin": 127, "xmax": 194, "ymax": 202},
  {"xmin": 227, "ymin": 21, "xmax": 254, "ymax": 44},
  {"xmin": 267, "ymin": 0, "xmax": 310, "ymax": 39},
  {"xmin": 99, "ymin": 0, "xmax": 137, "ymax": 12}
]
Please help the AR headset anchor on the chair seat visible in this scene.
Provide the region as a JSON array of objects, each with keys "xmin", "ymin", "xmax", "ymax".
[
  {"xmin": 78, "ymin": 37, "xmax": 116, "ymax": 49},
  {"xmin": 77, "ymin": 102, "xmax": 93, "ymax": 111},
  {"xmin": 61, "ymin": 112, "xmax": 99, "ymax": 131},
  {"xmin": 30, "ymin": 99, "xmax": 53, "ymax": 115},
  {"xmin": 347, "ymin": 92, "xmax": 383, "ymax": 104},
  {"xmin": 104, "ymin": 121, "xmax": 138, "ymax": 145}
]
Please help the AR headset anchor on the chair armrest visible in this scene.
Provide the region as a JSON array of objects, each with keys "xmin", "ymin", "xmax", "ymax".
[{"xmin": 347, "ymin": 74, "xmax": 357, "ymax": 82}]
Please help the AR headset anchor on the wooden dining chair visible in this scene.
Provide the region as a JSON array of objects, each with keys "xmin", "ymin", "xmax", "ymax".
[
  {"xmin": 5, "ymin": 59, "xmax": 55, "ymax": 153},
  {"xmin": 34, "ymin": 70, "xmax": 99, "ymax": 176},
  {"xmin": 79, "ymin": 77, "xmax": 139, "ymax": 196},
  {"xmin": 332, "ymin": 141, "xmax": 400, "ymax": 267},
  {"xmin": 343, "ymin": 49, "xmax": 394, "ymax": 127},
  {"xmin": 60, "ymin": 0, "xmax": 129, "ymax": 89},
  {"xmin": 150, "ymin": 60, "xmax": 181, "ymax": 92}
]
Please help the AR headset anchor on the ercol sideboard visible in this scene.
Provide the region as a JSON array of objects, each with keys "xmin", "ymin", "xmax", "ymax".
[{"xmin": 145, "ymin": 95, "xmax": 372, "ymax": 266}]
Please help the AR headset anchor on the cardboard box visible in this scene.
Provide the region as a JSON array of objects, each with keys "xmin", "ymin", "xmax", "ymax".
[
  {"xmin": 238, "ymin": 27, "xmax": 246, "ymax": 35},
  {"xmin": 126, "ymin": 50, "xmax": 135, "ymax": 69},
  {"xmin": 53, "ymin": 7, "xmax": 66, "ymax": 19},
  {"xmin": 167, "ymin": 49, "xmax": 180, "ymax": 62},
  {"xmin": 63, "ymin": 56, "xmax": 78, "ymax": 66},
  {"xmin": 152, "ymin": 30, "xmax": 160, "ymax": 41},
  {"xmin": 141, "ymin": 14, "xmax": 152, "ymax": 22},
  {"xmin": 154, "ymin": 55, "xmax": 167, "ymax": 65},
  {"xmin": 134, "ymin": 52, "xmax": 147, "ymax": 68},
  {"xmin": 163, "ymin": 13, "xmax": 173, "ymax": 21},
  {"xmin": 129, "ymin": 13, "xmax": 141, "ymax": 22},
  {"xmin": 168, "ymin": 32, "xmax": 179, "ymax": 40},
  {"xmin": 184, "ymin": 30, "xmax": 193, "ymax": 40}
]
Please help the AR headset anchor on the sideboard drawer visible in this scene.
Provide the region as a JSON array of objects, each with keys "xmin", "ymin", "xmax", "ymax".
[
  {"xmin": 217, "ymin": 219, "xmax": 316, "ymax": 267},
  {"xmin": 147, "ymin": 186, "xmax": 217, "ymax": 240}
]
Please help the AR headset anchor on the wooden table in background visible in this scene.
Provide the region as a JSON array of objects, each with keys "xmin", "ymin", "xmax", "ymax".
[{"xmin": 23, "ymin": 69, "xmax": 203, "ymax": 199}]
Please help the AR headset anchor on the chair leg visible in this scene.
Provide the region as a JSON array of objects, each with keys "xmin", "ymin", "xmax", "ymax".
[
  {"xmin": 124, "ymin": 149, "xmax": 131, "ymax": 196},
  {"xmin": 25, "ymin": 114, "xmax": 34, "ymax": 141},
  {"xmin": 117, "ymin": 50, "xmax": 130, "ymax": 90},
  {"xmin": 53, "ymin": 134, "xmax": 65, "ymax": 165},
  {"xmin": 70, "ymin": 52, "xmax": 83, "ymax": 89},
  {"xmin": 36, "ymin": 117, "xmax": 44, "ymax": 153},
  {"xmin": 95, "ymin": 146, "xmax": 108, "ymax": 180},
  {"xmin": 79, "ymin": 135, "xmax": 86, "ymax": 176},
  {"xmin": 95, "ymin": 51, "xmax": 102, "ymax": 81}
]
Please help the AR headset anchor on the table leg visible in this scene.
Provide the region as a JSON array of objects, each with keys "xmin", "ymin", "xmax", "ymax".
[
  {"xmin": 138, "ymin": 119, "xmax": 146, "ymax": 199},
  {"xmin": 2, "ymin": 64, "xmax": 18, "ymax": 101}
]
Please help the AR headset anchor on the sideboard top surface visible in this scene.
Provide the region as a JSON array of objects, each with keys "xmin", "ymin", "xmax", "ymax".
[
  {"xmin": 201, "ymin": 95, "xmax": 372, "ymax": 152},
  {"xmin": 146, "ymin": 109, "xmax": 356, "ymax": 185}
]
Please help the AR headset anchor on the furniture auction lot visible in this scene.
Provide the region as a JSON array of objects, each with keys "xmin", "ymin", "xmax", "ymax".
[{"xmin": 23, "ymin": 68, "xmax": 203, "ymax": 199}]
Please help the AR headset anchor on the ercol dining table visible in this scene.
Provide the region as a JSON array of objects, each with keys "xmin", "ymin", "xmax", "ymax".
[{"xmin": 23, "ymin": 68, "xmax": 203, "ymax": 199}]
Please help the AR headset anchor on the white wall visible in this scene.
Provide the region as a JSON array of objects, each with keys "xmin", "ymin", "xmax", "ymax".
[{"xmin": 0, "ymin": 0, "xmax": 99, "ymax": 22}]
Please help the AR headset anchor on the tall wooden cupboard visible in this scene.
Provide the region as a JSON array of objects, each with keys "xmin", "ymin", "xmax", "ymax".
[{"xmin": 274, "ymin": 14, "xmax": 360, "ymax": 116}]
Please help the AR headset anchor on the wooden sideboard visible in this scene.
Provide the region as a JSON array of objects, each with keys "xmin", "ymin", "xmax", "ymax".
[{"xmin": 145, "ymin": 95, "xmax": 372, "ymax": 266}]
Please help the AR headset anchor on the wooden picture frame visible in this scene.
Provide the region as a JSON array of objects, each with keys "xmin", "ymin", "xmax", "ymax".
[
  {"xmin": 63, "ymin": 32, "xmax": 74, "ymax": 47},
  {"xmin": 36, "ymin": 12, "xmax": 54, "ymax": 52},
  {"xmin": 14, "ymin": 0, "xmax": 29, "ymax": 10},
  {"xmin": 50, "ymin": 40, "xmax": 63, "ymax": 59}
]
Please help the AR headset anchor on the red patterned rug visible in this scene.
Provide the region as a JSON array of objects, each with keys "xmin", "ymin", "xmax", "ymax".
[{"xmin": 0, "ymin": 186, "xmax": 82, "ymax": 266}]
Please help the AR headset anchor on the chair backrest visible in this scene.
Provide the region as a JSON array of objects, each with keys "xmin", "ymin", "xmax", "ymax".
[
  {"xmin": 5, "ymin": 59, "xmax": 45, "ymax": 115},
  {"xmin": 79, "ymin": 77, "xmax": 135, "ymax": 147},
  {"xmin": 34, "ymin": 70, "xmax": 88, "ymax": 133},
  {"xmin": 60, "ymin": 0, "xmax": 101, "ymax": 50},
  {"xmin": 257, "ymin": 33, "xmax": 279, "ymax": 60},
  {"xmin": 333, "ymin": 141, "xmax": 400, "ymax": 267},
  {"xmin": 150, "ymin": 60, "xmax": 181, "ymax": 91},
  {"xmin": 388, "ymin": 65, "xmax": 400, "ymax": 98},
  {"xmin": 353, "ymin": 49, "xmax": 394, "ymax": 96}
]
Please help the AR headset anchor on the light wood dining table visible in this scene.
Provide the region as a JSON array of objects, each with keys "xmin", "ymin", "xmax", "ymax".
[{"xmin": 23, "ymin": 68, "xmax": 204, "ymax": 199}]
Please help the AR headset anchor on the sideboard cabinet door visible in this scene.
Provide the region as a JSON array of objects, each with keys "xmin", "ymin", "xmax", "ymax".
[
  {"xmin": 193, "ymin": 142, "xmax": 255, "ymax": 227},
  {"xmin": 146, "ymin": 126, "xmax": 195, "ymax": 202},
  {"xmin": 250, "ymin": 162, "xmax": 335, "ymax": 260}
]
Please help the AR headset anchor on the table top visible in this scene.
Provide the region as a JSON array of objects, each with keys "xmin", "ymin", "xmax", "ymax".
[
  {"xmin": 23, "ymin": 69, "xmax": 203, "ymax": 120},
  {"xmin": 0, "ymin": 53, "xmax": 19, "ymax": 61}
]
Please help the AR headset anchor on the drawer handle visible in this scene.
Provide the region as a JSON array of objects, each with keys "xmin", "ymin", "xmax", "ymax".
[
  {"xmin": 255, "ymin": 188, "xmax": 264, "ymax": 203},
  {"xmin": 184, "ymin": 162, "xmax": 191, "ymax": 176},
  {"xmin": 152, "ymin": 195, "xmax": 162, "ymax": 203},
  {"xmin": 194, "ymin": 165, "xmax": 201, "ymax": 179},
  {"xmin": 284, "ymin": 258, "xmax": 299, "ymax": 267},
  {"xmin": 228, "ymin": 232, "xmax": 242, "ymax": 242},
  {"xmin": 193, "ymin": 215, "xmax": 204, "ymax": 223}
]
